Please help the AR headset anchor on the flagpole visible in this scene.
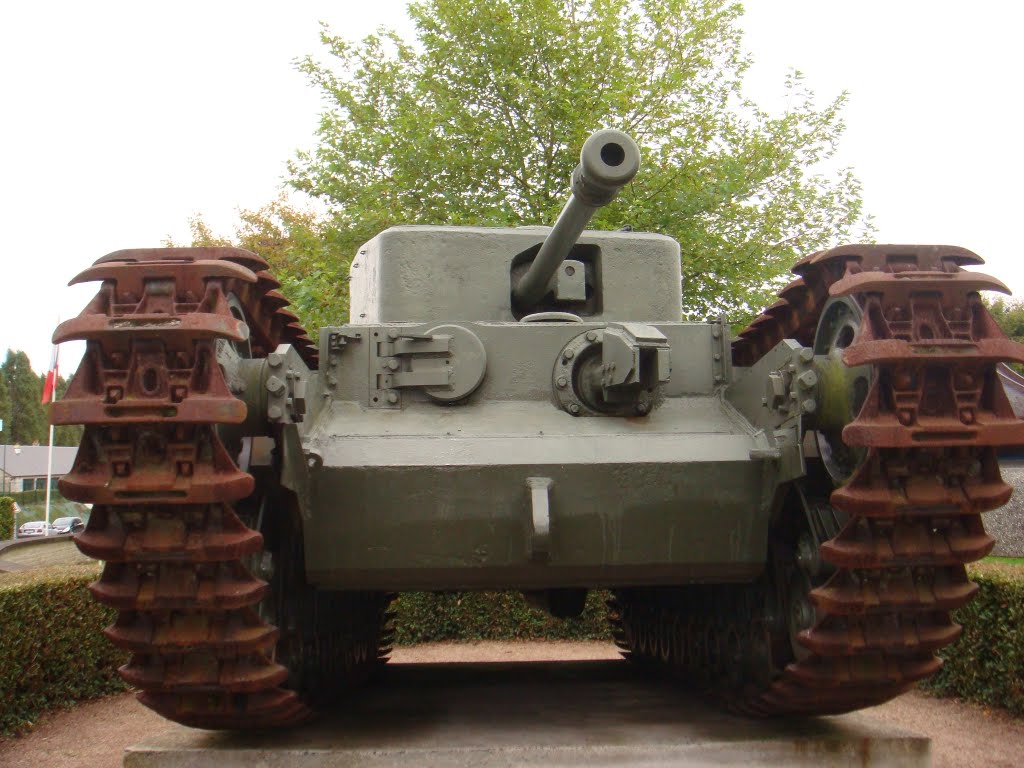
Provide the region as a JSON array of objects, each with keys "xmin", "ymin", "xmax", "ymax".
[
  {"xmin": 42, "ymin": 334, "xmax": 60, "ymax": 537},
  {"xmin": 44, "ymin": 424, "xmax": 54, "ymax": 536}
]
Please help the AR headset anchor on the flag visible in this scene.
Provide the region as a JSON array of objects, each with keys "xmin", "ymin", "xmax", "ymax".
[{"xmin": 41, "ymin": 344, "xmax": 59, "ymax": 405}]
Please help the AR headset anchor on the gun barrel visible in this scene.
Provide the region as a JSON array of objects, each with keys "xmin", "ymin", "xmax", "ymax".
[{"xmin": 513, "ymin": 129, "xmax": 640, "ymax": 306}]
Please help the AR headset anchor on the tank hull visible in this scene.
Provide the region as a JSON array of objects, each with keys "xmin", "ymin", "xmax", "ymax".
[{"xmin": 303, "ymin": 399, "xmax": 773, "ymax": 590}]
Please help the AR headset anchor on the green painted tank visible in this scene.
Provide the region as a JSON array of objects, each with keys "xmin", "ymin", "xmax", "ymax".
[{"xmin": 55, "ymin": 129, "xmax": 1024, "ymax": 728}]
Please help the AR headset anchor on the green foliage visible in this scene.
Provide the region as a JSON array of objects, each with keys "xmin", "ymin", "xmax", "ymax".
[
  {"xmin": 179, "ymin": 199, "xmax": 349, "ymax": 340},
  {"xmin": 0, "ymin": 497, "xmax": 13, "ymax": 541},
  {"xmin": 986, "ymin": 296, "xmax": 1024, "ymax": 344},
  {"xmin": 0, "ymin": 351, "xmax": 80, "ymax": 449},
  {"xmin": 393, "ymin": 590, "xmax": 612, "ymax": 644},
  {"xmin": 0, "ymin": 564, "xmax": 127, "ymax": 736},
  {"xmin": 922, "ymin": 562, "xmax": 1024, "ymax": 715},
  {"xmin": 52, "ymin": 375, "xmax": 83, "ymax": 448},
  {"xmin": 1, "ymin": 350, "xmax": 47, "ymax": 447},
  {"xmin": 288, "ymin": 0, "xmax": 871, "ymax": 324},
  {"xmin": 0, "ymin": 370, "xmax": 9, "ymax": 447}
]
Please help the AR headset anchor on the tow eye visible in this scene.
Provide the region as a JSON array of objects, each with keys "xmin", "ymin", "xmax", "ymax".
[{"xmin": 553, "ymin": 323, "xmax": 671, "ymax": 416}]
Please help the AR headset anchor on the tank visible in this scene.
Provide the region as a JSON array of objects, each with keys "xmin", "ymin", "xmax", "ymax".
[{"xmin": 53, "ymin": 129, "xmax": 1024, "ymax": 729}]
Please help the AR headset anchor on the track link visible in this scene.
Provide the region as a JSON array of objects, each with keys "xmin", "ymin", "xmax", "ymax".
[
  {"xmin": 615, "ymin": 244, "xmax": 1024, "ymax": 715},
  {"xmin": 53, "ymin": 248, "xmax": 354, "ymax": 729}
]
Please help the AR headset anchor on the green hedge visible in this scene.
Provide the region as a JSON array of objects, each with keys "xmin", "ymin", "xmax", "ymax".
[
  {"xmin": 0, "ymin": 564, "xmax": 127, "ymax": 736},
  {"xmin": 922, "ymin": 561, "xmax": 1024, "ymax": 715},
  {"xmin": 0, "ymin": 497, "xmax": 13, "ymax": 541},
  {"xmin": 392, "ymin": 590, "xmax": 613, "ymax": 644}
]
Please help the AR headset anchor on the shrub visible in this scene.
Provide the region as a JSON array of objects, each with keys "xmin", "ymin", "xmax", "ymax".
[
  {"xmin": 0, "ymin": 497, "xmax": 13, "ymax": 541},
  {"xmin": 0, "ymin": 564, "xmax": 127, "ymax": 736},
  {"xmin": 922, "ymin": 561, "xmax": 1024, "ymax": 715},
  {"xmin": 392, "ymin": 591, "xmax": 613, "ymax": 645}
]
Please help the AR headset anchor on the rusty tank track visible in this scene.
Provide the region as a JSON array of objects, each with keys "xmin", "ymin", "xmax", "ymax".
[
  {"xmin": 613, "ymin": 245, "xmax": 1024, "ymax": 715},
  {"xmin": 54, "ymin": 247, "xmax": 390, "ymax": 729}
]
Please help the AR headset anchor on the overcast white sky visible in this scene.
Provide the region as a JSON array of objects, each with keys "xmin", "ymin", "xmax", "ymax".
[{"xmin": 1, "ymin": 1, "xmax": 1021, "ymax": 375}]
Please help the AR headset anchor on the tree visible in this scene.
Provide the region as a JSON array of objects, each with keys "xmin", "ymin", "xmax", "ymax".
[
  {"xmin": 0, "ymin": 351, "xmax": 80, "ymax": 448},
  {"xmin": 288, "ymin": 0, "xmax": 871, "ymax": 322},
  {"xmin": 1, "ymin": 351, "xmax": 46, "ymax": 446},
  {"xmin": 52, "ymin": 375, "xmax": 83, "ymax": 448},
  {"xmin": 0, "ymin": 369, "xmax": 10, "ymax": 447},
  {"xmin": 987, "ymin": 297, "xmax": 1024, "ymax": 344},
  {"xmin": 176, "ymin": 197, "xmax": 349, "ymax": 339}
]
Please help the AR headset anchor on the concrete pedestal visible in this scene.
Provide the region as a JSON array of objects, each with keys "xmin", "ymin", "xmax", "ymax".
[{"xmin": 125, "ymin": 660, "xmax": 929, "ymax": 767}]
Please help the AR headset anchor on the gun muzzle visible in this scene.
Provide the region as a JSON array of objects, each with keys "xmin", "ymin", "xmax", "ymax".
[{"xmin": 513, "ymin": 129, "xmax": 640, "ymax": 307}]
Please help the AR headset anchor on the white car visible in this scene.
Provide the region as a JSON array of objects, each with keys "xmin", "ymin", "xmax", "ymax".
[{"xmin": 18, "ymin": 521, "xmax": 48, "ymax": 537}]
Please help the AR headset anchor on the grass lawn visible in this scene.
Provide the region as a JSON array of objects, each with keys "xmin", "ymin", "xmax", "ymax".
[{"xmin": 985, "ymin": 556, "xmax": 1024, "ymax": 566}]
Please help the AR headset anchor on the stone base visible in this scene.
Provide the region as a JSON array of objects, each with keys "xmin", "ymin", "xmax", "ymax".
[{"xmin": 125, "ymin": 661, "xmax": 929, "ymax": 768}]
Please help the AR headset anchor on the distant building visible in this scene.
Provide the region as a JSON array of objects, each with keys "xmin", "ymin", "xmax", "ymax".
[{"xmin": 0, "ymin": 445, "xmax": 77, "ymax": 495}]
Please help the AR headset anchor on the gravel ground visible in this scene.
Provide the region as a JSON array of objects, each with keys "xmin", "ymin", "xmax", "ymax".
[
  {"xmin": 1, "ymin": 641, "xmax": 1022, "ymax": 767},
  {"xmin": 988, "ymin": 462, "xmax": 1024, "ymax": 556}
]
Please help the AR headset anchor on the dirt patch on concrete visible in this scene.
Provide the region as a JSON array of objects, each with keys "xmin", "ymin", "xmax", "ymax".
[{"xmin": 0, "ymin": 641, "xmax": 1020, "ymax": 767}]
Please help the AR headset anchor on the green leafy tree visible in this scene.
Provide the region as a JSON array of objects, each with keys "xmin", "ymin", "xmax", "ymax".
[
  {"xmin": 288, "ymin": 0, "xmax": 871, "ymax": 322},
  {"xmin": 1, "ymin": 351, "xmax": 47, "ymax": 446},
  {"xmin": 0, "ymin": 369, "xmax": 10, "ymax": 448},
  {"xmin": 987, "ymin": 297, "xmax": 1024, "ymax": 344},
  {"xmin": 176, "ymin": 197, "xmax": 347, "ymax": 339},
  {"xmin": 52, "ymin": 375, "xmax": 83, "ymax": 448}
]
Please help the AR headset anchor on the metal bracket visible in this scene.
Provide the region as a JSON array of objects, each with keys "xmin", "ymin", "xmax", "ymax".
[
  {"xmin": 526, "ymin": 477, "xmax": 552, "ymax": 563},
  {"xmin": 554, "ymin": 258, "xmax": 586, "ymax": 302},
  {"xmin": 326, "ymin": 330, "xmax": 362, "ymax": 390},
  {"xmin": 726, "ymin": 339, "xmax": 817, "ymax": 431},
  {"xmin": 370, "ymin": 325, "xmax": 486, "ymax": 408},
  {"xmin": 265, "ymin": 344, "xmax": 312, "ymax": 424},
  {"xmin": 710, "ymin": 313, "xmax": 730, "ymax": 385}
]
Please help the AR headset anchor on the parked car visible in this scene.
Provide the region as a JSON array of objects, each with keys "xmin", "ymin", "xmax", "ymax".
[
  {"xmin": 18, "ymin": 521, "xmax": 48, "ymax": 537},
  {"xmin": 49, "ymin": 517, "xmax": 85, "ymax": 535}
]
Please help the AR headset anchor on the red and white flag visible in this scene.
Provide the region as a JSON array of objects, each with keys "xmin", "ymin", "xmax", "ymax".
[{"xmin": 41, "ymin": 344, "xmax": 59, "ymax": 405}]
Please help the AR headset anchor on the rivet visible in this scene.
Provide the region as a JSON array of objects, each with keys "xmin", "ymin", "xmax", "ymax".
[
  {"xmin": 388, "ymin": 331, "xmax": 398, "ymax": 340},
  {"xmin": 712, "ymin": 327, "xmax": 721, "ymax": 339},
  {"xmin": 387, "ymin": 359, "xmax": 400, "ymax": 371},
  {"xmin": 387, "ymin": 392, "xmax": 399, "ymax": 404},
  {"xmin": 959, "ymin": 408, "xmax": 975, "ymax": 425},
  {"xmin": 568, "ymin": 403, "xmax": 581, "ymax": 414},
  {"xmin": 586, "ymin": 331, "xmax": 597, "ymax": 342},
  {"xmin": 897, "ymin": 409, "xmax": 914, "ymax": 426},
  {"xmin": 556, "ymin": 376, "xmax": 568, "ymax": 388},
  {"xmin": 563, "ymin": 349, "xmax": 575, "ymax": 361}
]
